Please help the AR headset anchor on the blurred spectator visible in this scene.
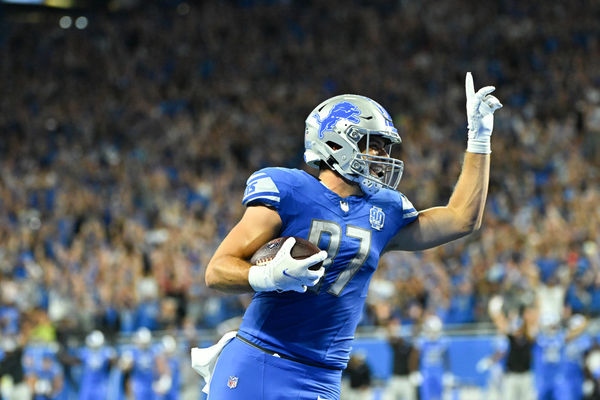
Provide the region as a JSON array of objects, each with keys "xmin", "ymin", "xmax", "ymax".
[
  {"xmin": 384, "ymin": 319, "xmax": 417, "ymax": 400},
  {"xmin": 342, "ymin": 352, "xmax": 372, "ymax": 400},
  {"xmin": 28, "ymin": 310, "xmax": 56, "ymax": 344},
  {"xmin": 0, "ymin": 333, "xmax": 31, "ymax": 400},
  {"xmin": 0, "ymin": 281, "xmax": 21, "ymax": 336},
  {"xmin": 488, "ymin": 295, "xmax": 536, "ymax": 400}
]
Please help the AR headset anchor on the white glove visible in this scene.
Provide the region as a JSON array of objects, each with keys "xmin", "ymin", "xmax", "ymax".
[
  {"xmin": 443, "ymin": 372, "xmax": 455, "ymax": 387},
  {"xmin": 465, "ymin": 72, "xmax": 503, "ymax": 154},
  {"xmin": 409, "ymin": 371, "xmax": 423, "ymax": 385},
  {"xmin": 248, "ymin": 237, "xmax": 327, "ymax": 293},
  {"xmin": 152, "ymin": 374, "xmax": 173, "ymax": 394},
  {"xmin": 118, "ymin": 352, "xmax": 134, "ymax": 370},
  {"xmin": 487, "ymin": 295, "xmax": 504, "ymax": 317},
  {"xmin": 476, "ymin": 357, "xmax": 493, "ymax": 373},
  {"xmin": 583, "ymin": 379, "xmax": 594, "ymax": 396}
]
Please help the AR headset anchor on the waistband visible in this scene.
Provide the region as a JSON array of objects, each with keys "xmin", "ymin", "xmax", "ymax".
[{"xmin": 235, "ymin": 334, "xmax": 342, "ymax": 371}]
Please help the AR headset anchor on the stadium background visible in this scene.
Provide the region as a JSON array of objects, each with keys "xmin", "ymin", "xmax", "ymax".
[{"xmin": 0, "ymin": 0, "xmax": 599, "ymax": 399}]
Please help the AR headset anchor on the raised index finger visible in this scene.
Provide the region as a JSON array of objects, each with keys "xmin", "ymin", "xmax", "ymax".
[{"xmin": 465, "ymin": 72, "xmax": 475, "ymax": 97}]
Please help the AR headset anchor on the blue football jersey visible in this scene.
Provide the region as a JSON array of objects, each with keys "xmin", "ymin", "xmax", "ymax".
[
  {"xmin": 31, "ymin": 361, "xmax": 62, "ymax": 400},
  {"xmin": 239, "ymin": 168, "xmax": 417, "ymax": 369},
  {"xmin": 78, "ymin": 347, "xmax": 114, "ymax": 387},
  {"xmin": 535, "ymin": 331, "xmax": 565, "ymax": 381},
  {"xmin": 416, "ymin": 337, "xmax": 449, "ymax": 377},
  {"xmin": 165, "ymin": 355, "xmax": 180, "ymax": 400},
  {"xmin": 561, "ymin": 333, "xmax": 591, "ymax": 376},
  {"xmin": 129, "ymin": 347, "xmax": 156, "ymax": 384}
]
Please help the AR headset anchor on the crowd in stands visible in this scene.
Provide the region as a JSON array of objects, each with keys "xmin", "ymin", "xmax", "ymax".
[{"xmin": 0, "ymin": 1, "xmax": 599, "ymax": 396}]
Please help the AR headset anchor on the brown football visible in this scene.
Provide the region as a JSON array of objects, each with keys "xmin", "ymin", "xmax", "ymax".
[{"xmin": 250, "ymin": 236, "xmax": 323, "ymax": 271}]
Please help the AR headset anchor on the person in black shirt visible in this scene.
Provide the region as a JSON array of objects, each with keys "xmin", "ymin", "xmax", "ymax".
[
  {"xmin": 343, "ymin": 352, "xmax": 373, "ymax": 400},
  {"xmin": 488, "ymin": 295, "xmax": 536, "ymax": 400},
  {"xmin": 0, "ymin": 334, "xmax": 32, "ymax": 400},
  {"xmin": 384, "ymin": 319, "xmax": 417, "ymax": 400}
]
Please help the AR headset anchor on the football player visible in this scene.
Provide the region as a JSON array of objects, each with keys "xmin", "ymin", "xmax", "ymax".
[
  {"xmin": 119, "ymin": 327, "xmax": 159, "ymax": 400},
  {"xmin": 26, "ymin": 350, "xmax": 63, "ymax": 400},
  {"xmin": 535, "ymin": 314, "xmax": 589, "ymax": 400},
  {"xmin": 202, "ymin": 73, "xmax": 501, "ymax": 399},
  {"xmin": 67, "ymin": 330, "xmax": 115, "ymax": 400},
  {"xmin": 414, "ymin": 315, "xmax": 452, "ymax": 400},
  {"xmin": 153, "ymin": 335, "xmax": 180, "ymax": 400},
  {"xmin": 533, "ymin": 314, "xmax": 564, "ymax": 400},
  {"xmin": 557, "ymin": 314, "xmax": 590, "ymax": 400}
]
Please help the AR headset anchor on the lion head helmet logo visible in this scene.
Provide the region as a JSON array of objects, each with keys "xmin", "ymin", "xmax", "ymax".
[{"xmin": 313, "ymin": 101, "xmax": 361, "ymax": 138}]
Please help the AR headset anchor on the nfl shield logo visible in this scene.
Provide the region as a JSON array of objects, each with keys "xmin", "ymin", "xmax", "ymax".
[
  {"xmin": 369, "ymin": 206, "xmax": 385, "ymax": 231},
  {"xmin": 227, "ymin": 376, "xmax": 238, "ymax": 389}
]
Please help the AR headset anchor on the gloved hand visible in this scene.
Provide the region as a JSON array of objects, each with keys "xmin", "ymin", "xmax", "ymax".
[
  {"xmin": 583, "ymin": 379, "xmax": 594, "ymax": 396},
  {"xmin": 487, "ymin": 295, "xmax": 504, "ymax": 317},
  {"xmin": 465, "ymin": 72, "xmax": 503, "ymax": 154},
  {"xmin": 248, "ymin": 237, "xmax": 327, "ymax": 293},
  {"xmin": 152, "ymin": 374, "xmax": 173, "ymax": 394},
  {"xmin": 409, "ymin": 371, "xmax": 423, "ymax": 385},
  {"xmin": 443, "ymin": 372, "xmax": 455, "ymax": 387},
  {"xmin": 476, "ymin": 357, "xmax": 493, "ymax": 373}
]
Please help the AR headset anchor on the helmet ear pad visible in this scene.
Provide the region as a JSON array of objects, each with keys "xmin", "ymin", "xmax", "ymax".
[{"xmin": 320, "ymin": 129, "xmax": 361, "ymax": 171}]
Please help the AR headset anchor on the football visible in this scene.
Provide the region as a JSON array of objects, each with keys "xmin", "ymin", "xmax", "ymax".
[{"xmin": 250, "ymin": 236, "xmax": 323, "ymax": 271}]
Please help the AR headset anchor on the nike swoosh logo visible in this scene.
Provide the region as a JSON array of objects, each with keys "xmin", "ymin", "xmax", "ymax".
[{"xmin": 282, "ymin": 269, "xmax": 303, "ymax": 282}]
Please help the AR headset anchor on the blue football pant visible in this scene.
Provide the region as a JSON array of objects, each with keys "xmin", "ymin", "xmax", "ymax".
[
  {"xmin": 208, "ymin": 337, "xmax": 342, "ymax": 400},
  {"xmin": 419, "ymin": 374, "xmax": 443, "ymax": 400},
  {"xmin": 79, "ymin": 384, "xmax": 107, "ymax": 400},
  {"xmin": 555, "ymin": 372, "xmax": 583, "ymax": 400}
]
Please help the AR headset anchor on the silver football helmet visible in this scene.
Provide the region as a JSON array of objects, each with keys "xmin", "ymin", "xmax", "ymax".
[
  {"xmin": 423, "ymin": 315, "xmax": 443, "ymax": 339},
  {"xmin": 304, "ymin": 94, "xmax": 403, "ymax": 194},
  {"xmin": 85, "ymin": 330, "xmax": 105, "ymax": 349},
  {"xmin": 133, "ymin": 327, "xmax": 152, "ymax": 348}
]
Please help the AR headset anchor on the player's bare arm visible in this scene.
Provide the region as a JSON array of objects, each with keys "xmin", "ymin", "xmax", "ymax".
[
  {"xmin": 205, "ymin": 205, "xmax": 326, "ymax": 294},
  {"xmin": 387, "ymin": 73, "xmax": 502, "ymax": 252},
  {"xmin": 387, "ymin": 152, "xmax": 489, "ymax": 251},
  {"xmin": 205, "ymin": 205, "xmax": 282, "ymax": 293},
  {"xmin": 487, "ymin": 295, "xmax": 510, "ymax": 335},
  {"xmin": 565, "ymin": 315, "xmax": 588, "ymax": 342}
]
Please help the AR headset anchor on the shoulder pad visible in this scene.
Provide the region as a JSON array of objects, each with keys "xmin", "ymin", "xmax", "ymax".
[
  {"xmin": 399, "ymin": 193, "xmax": 418, "ymax": 221},
  {"xmin": 242, "ymin": 168, "xmax": 303, "ymax": 208}
]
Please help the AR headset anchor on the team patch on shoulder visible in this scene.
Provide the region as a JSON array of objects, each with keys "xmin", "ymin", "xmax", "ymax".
[
  {"xmin": 242, "ymin": 173, "xmax": 280, "ymax": 205},
  {"xmin": 369, "ymin": 206, "xmax": 385, "ymax": 230}
]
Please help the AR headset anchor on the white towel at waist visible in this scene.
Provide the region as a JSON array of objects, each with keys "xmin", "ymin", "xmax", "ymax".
[{"xmin": 190, "ymin": 330, "xmax": 237, "ymax": 395}]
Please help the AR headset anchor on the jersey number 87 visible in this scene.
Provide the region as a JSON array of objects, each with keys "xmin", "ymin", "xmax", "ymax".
[{"xmin": 307, "ymin": 219, "xmax": 371, "ymax": 296}]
